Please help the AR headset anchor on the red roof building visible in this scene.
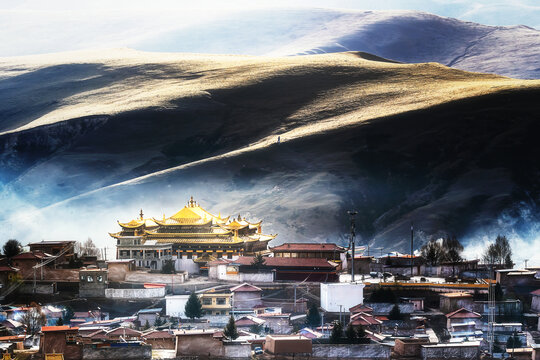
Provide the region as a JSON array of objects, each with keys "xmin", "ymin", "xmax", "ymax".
[
  {"xmin": 106, "ymin": 327, "xmax": 142, "ymax": 341},
  {"xmin": 349, "ymin": 312, "xmax": 383, "ymax": 332},
  {"xmin": 39, "ymin": 326, "xmax": 81, "ymax": 360},
  {"xmin": 270, "ymin": 243, "xmax": 345, "ymax": 264},
  {"xmin": 230, "ymin": 283, "xmax": 262, "ymax": 292},
  {"xmin": 445, "ymin": 308, "xmax": 483, "ymax": 330},
  {"xmin": 349, "ymin": 304, "xmax": 373, "ymax": 314},
  {"xmin": 445, "ymin": 308, "xmax": 482, "ymax": 319}
]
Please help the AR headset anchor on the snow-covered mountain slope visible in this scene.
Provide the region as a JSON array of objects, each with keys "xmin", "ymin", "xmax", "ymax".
[
  {"xmin": 0, "ymin": 50, "xmax": 539, "ymax": 259},
  {"xmin": 134, "ymin": 9, "xmax": 540, "ymax": 79}
]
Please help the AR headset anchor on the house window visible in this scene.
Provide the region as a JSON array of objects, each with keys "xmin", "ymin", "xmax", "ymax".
[
  {"xmin": 87, "ymin": 275, "xmax": 94, "ymax": 282},
  {"xmin": 66, "ymin": 334, "xmax": 77, "ymax": 344},
  {"xmin": 97, "ymin": 275, "xmax": 103, "ymax": 282},
  {"xmin": 80, "ymin": 275, "xmax": 85, "ymax": 282},
  {"xmin": 227, "ymin": 253, "xmax": 233, "ymax": 259},
  {"xmin": 187, "ymin": 253, "xmax": 192, "ymax": 259},
  {"xmin": 203, "ymin": 298, "xmax": 212, "ymax": 305},
  {"xmin": 217, "ymin": 298, "xmax": 227, "ymax": 305}
]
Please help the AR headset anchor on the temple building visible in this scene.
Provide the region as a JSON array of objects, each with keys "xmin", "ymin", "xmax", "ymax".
[{"xmin": 110, "ymin": 197, "xmax": 276, "ymax": 273}]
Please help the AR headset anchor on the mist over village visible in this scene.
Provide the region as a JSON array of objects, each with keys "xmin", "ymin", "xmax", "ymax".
[{"xmin": 0, "ymin": 1, "xmax": 539, "ymax": 359}]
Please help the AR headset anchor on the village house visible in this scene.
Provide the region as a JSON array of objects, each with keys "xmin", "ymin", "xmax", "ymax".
[
  {"xmin": 371, "ymin": 253, "xmax": 423, "ymax": 276},
  {"xmin": 174, "ymin": 329, "xmax": 222, "ymax": 357},
  {"xmin": 264, "ymin": 334, "xmax": 312, "ymax": 356},
  {"xmin": 270, "ymin": 243, "xmax": 346, "ymax": 269},
  {"xmin": 137, "ymin": 308, "xmax": 162, "ymax": 326},
  {"xmin": 208, "ymin": 256, "xmax": 339, "ymax": 282},
  {"xmin": 439, "ymin": 292, "xmax": 474, "ymax": 313},
  {"xmin": 349, "ymin": 311, "xmax": 383, "ymax": 333},
  {"xmin": 235, "ymin": 315, "xmax": 266, "ymax": 331},
  {"xmin": 230, "ymin": 283, "xmax": 263, "ymax": 311},
  {"xmin": 445, "ymin": 308, "xmax": 483, "ymax": 340},
  {"xmin": 78, "ymin": 267, "xmax": 108, "ymax": 298},
  {"xmin": 0, "ymin": 265, "xmax": 19, "ymax": 298},
  {"xmin": 11, "ymin": 251, "xmax": 53, "ymax": 278},
  {"xmin": 106, "ymin": 327, "xmax": 142, "ymax": 341},
  {"xmin": 200, "ymin": 288, "xmax": 233, "ymax": 316},
  {"xmin": 141, "ymin": 330, "xmax": 175, "ymax": 349},
  {"xmin": 257, "ymin": 312, "xmax": 293, "ymax": 334},
  {"xmin": 348, "ymin": 255, "xmax": 374, "ymax": 275},
  {"xmin": 39, "ymin": 326, "xmax": 81, "ymax": 360},
  {"xmin": 28, "ymin": 241, "xmax": 76, "ymax": 266}
]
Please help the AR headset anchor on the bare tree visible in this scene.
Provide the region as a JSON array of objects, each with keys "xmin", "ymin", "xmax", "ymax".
[
  {"xmin": 77, "ymin": 238, "xmax": 101, "ymax": 259},
  {"xmin": 21, "ymin": 305, "xmax": 47, "ymax": 335},
  {"xmin": 482, "ymin": 235, "xmax": 513, "ymax": 267},
  {"xmin": 443, "ymin": 236, "xmax": 464, "ymax": 277}
]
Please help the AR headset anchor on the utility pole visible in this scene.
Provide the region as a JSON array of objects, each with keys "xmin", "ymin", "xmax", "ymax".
[
  {"xmin": 525, "ymin": 259, "xmax": 529, "ymax": 269},
  {"xmin": 294, "ymin": 285, "xmax": 297, "ymax": 313},
  {"xmin": 410, "ymin": 222, "xmax": 414, "ymax": 278},
  {"xmin": 348, "ymin": 211, "xmax": 358, "ymax": 282}
]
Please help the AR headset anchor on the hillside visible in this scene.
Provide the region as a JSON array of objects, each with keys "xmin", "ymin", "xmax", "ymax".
[
  {"xmin": 134, "ymin": 9, "xmax": 540, "ymax": 79},
  {"xmin": 0, "ymin": 50, "xmax": 539, "ymax": 260}
]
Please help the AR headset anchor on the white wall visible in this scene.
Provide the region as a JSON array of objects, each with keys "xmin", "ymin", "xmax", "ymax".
[
  {"xmin": 105, "ymin": 287, "xmax": 166, "ymax": 299},
  {"xmin": 175, "ymin": 257, "xmax": 200, "ymax": 274},
  {"xmin": 165, "ymin": 295, "xmax": 190, "ymax": 318},
  {"xmin": 240, "ymin": 272, "xmax": 274, "ymax": 283},
  {"xmin": 320, "ymin": 282, "xmax": 365, "ymax": 312}
]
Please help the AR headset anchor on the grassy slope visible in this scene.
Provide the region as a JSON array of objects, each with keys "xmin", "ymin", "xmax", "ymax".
[{"xmin": 0, "ymin": 49, "xmax": 539, "ymax": 249}]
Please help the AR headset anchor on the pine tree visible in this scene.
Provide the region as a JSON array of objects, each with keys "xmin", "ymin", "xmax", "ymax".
[
  {"xmin": 305, "ymin": 303, "xmax": 321, "ymax": 327},
  {"xmin": 223, "ymin": 315, "xmax": 239, "ymax": 340},
  {"xmin": 184, "ymin": 293, "xmax": 203, "ymax": 319},
  {"xmin": 356, "ymin": 325, "xmax": 366, "ymax": 339},
  {"xmin": 3, "ymin": 239, "xmax": 22, "ymax": 262},
  {"xmin": 251, "ymin": 254, "xmax": 266, "ymax": 269},
  {"xmin": 143, "ymin": 320, "xmax": 150, "ymax": 330},
  {"xmin": 388, "ymin": 304, "xmax": 402, "ymax": 320},
  {"xmin": 345, "ymin": 323, "xmax": 357, "ymax": 343},
  {"xmin": 330, "ymin": 321, "xmax": 343, "ymax": 344},
  {"xmin": 55, "ymin": 317, "xmax": 64, "ymax": 326}
]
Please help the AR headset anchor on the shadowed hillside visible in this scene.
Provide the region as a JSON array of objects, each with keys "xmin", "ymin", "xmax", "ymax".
[{"xmin": 0, "ymin": 50, "xmax": 539, "ymax": 258}]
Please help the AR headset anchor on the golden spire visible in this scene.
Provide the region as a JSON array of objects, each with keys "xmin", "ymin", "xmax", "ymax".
[
  {"xmin": 139, "ymin": 209, "xmax": 144, "ymax": 220},
  {"xmin": 189, "ymin": 196, "xmax": 196, "ymax": 207}
]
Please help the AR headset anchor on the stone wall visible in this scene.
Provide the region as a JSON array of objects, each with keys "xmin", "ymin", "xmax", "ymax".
[
  {"xmin": 19, "ymin": 283, "xmax": 55, "ymax": 294},
  {"xmin": 223, "ymin": 343, "xmax": 252, "ymax": 358},
  {"xmin": 311, "ymin": 344, "xmax": 391, "ymax": 359},
  {"xmin": 124, "ymin": 271, "xmax": 187, "ymax": 284},
  {"xmin": 82, "ymin": 344, "xmax": 152, "ymax": 359},
  {"xmin": 105, "ymin": 287, "xmax": 166, "ymax": 299},
  {"xmin": 421, "ymin": 344, "xmax": 479, "ymax": 360}
]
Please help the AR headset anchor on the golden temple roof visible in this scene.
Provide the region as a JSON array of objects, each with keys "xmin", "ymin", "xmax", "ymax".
[
  {"xmin": 118, "ymin": 219, "xmax": 144, "ymax": 229},
  {"xmin": 110, "ymin": 197, "xmax": 275, "ymax": 246}
]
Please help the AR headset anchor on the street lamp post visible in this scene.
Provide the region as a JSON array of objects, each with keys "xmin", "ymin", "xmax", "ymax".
[{"xmin": 348, "ymin": 211, "xmax": 358, "ymax": 282}]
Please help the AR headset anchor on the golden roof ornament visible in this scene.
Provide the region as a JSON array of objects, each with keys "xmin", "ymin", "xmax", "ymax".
[{"xmin": 139, "ymin": 209, "xmax": 144, "ymax": 220}]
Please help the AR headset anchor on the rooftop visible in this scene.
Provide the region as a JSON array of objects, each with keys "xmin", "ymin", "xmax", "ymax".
[
  {"xmin": 270, "ymin": 243, "xmax": 345, "ymax": 252},
  {"xmin": 230, "ymin": 283, "xmax": 262, "ymax": 292},
  {"xmin": 445, "ymin": 308, "xmax": 482, "ymax": 319},
  {"xmin": 41, "ymin": 326, "xmax": 78, "ymax": 332},
  {"xmin": 28, "ymin": 240, "xmax": 76, "ymax": 246},
  {"xmin": 212, "ymin": 256, "xmax": 338, "ymax": 269},
  {"xmin": 440, "ymin": 292, "xmax": 473, "ymax": 298}
]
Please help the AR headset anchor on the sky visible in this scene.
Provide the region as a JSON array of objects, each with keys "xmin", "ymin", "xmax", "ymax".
[{"xmin": 0, "ymin": 0, "xmax": 539, "ymax": 56}]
